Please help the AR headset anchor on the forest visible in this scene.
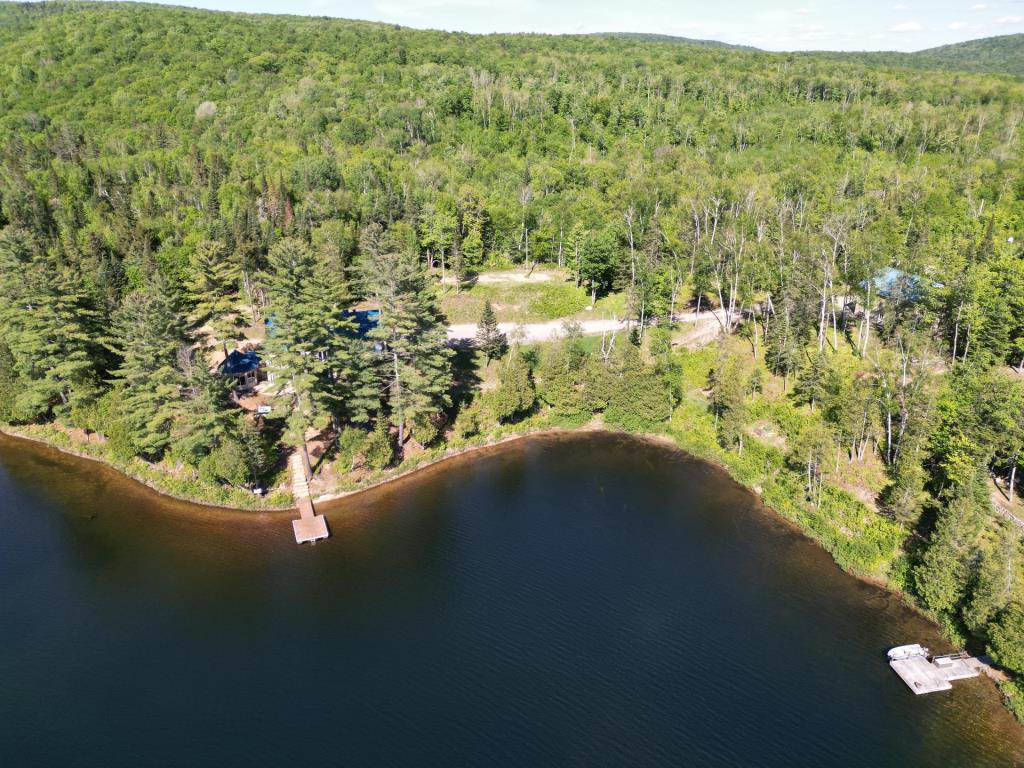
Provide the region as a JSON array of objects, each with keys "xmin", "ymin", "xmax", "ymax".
[{"xmin": 0, "ymin": 2, "xmax": 1023, "ymax": 717}]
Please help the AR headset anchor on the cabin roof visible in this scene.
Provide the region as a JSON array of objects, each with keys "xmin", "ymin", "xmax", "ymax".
[{"xmin": 220, "ymin": 349, "xmax": 261, "ymax": 376}]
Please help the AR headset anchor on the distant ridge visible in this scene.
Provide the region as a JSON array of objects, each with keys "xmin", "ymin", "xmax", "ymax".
[
  {"xmin": 594, "ymin": 30, "xmax": 1023, "ymax": 79},
  {"xmin": 590, "ymin": 32, "xmax": 759, "ymax": 52},
  {"xmin": 905, "ymin": 33, "xmax": 1024, "ymax": 78}
]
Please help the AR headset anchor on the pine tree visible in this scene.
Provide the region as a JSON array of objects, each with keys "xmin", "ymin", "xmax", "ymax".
[
  {"xmin": 709, "ymin": 349, "xmax": 750, "ymax": 452},
  {"xmin": 184, "ymin": 239, "xmax": 241, "ymax": 353},
  {"xmin": 765, "ymin": 308, "xmax": 801, "ymax": 389},
  {"xmin": 0, "ymin": 228, "xmax": 102, "ymax": 419},
  {"xmin": 963, "ymin": 527, "xmax": 1019, "ymax": 635},
  {"xmin": 359, "ymin": 230, "xmax": 453, "ymax": 447},
  {"xmin": 0, "ymin": 340, "xmax": 19, "ymax": 423},
  {"xmin": 172, "ymin": 348, "xmax": 238, "ymax": 463},
  {"xmin": 795, "ymin": 350, "xmax": 832, "ymax": 413},
  {"xmin": 987, "ymin": 602, "xmax": 1024, "ymax": 677},
  {"xmin": 914, "ymin": 490, "xmax": 986, "ymax": 614},
  {"xmin": 262, "ymin": 237, "xmax": 359, "ymax": 477},
  {"xmin": 110, "ymin": 285, "xmax": 189, "ymax": 458},
  {"xmin": 538, "ymin": 341, "xmax": 588, "ymax": 421},
  {"xmin": 605, "ymin": 342, "xmax": 673, "ymax": 432},
  {"xmin": 475, "ymin": 299, "xmax": 507, "ymax": 362}
]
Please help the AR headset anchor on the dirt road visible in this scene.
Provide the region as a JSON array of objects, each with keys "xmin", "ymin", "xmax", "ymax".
[{"xmin": 447, "ymin": 310, "xmax": 725, "ymax": 343}]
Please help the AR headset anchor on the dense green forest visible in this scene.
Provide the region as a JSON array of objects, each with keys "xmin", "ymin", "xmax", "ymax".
[{"xmin": 1, "ymin": 1, "xmax": 1023, "ymax": 716}]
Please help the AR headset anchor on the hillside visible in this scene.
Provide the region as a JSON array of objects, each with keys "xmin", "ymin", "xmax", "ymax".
[
  {"xmin": 594, "ymin": 29, "xmax": 1023, "ymax": 79},
  {"xmin": 910, "ymin": 34, "xmax": 1024, "ymax": 78},
  {"xmin": 591, "ymin": 32, "xmax": 757, "ymax": 51},
  {"xmin": 811, "ymin": 34, "xmax": 1024, "ymax": 79}
]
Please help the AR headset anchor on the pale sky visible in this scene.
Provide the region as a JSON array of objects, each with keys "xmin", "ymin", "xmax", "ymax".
[{"xmin": 110, "ymin": 0, "xmax": 1024, "ymax": 51}]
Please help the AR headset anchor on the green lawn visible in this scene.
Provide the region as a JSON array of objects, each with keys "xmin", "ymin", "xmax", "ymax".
[{"xmin": 440, "ymin": 274, "xmax": 594, "ymax": 324}]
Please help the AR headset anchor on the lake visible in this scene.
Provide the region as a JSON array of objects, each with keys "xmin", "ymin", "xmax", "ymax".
[{"xmin": 1, "ymin": 431, "xmax": 1022, "ymax": 767}]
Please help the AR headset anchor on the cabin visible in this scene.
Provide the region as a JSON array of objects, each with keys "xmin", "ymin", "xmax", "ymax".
[
  {"xmin": 219, "ymin": 349, "xmax": 263, "ymax": 392},
  {"xmin": 867, "ymin": 268, "xmax": 924, "ymax": 301}
]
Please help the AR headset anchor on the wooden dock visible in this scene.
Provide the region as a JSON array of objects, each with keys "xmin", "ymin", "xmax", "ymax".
[
  {"xmin": 889, "ymin": 649, "xmax": 984, "ymax": 695},
  {"xmin": 290, "ymin": 454, "xmax": 329, "ymax": 544}
]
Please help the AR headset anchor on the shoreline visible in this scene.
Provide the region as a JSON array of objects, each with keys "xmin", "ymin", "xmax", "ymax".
[
  {"xmin": 0, "ymin": 425, "xmax": 296, "ymax": 514},
  {"xmin": 0, "ymin": 418, "xmax": 927, "ymax": 598},
  {"xmin": 0, "ymin": 421, "xmax": 950, "ymax": 588}
]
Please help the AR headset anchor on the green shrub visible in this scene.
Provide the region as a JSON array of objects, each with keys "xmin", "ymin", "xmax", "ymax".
[
  {"xmin": 606, "ymin": 368, "xmax": 673, "ymax": 432},
  {"xmin": 528, "ymin": 284, "xmax": 589, "ymax": 320},
  {"xmin": 363, "ymin": 414, "xmax": 395, "ymax": 470},
  {"xmin": 336, "ymin": 427, "xmax": 366, "ymax": 472},
  {"xmin": 413, "ymin": 411, "xmax": 445, "ymax": 446},
  {"xmin": 198, "ymin": 439, "xmax": 249, "ymax": 487},
  {"xmin": 999, "ymin": 680, "xmax": 1024, "ymax": 724},
  {"xmin": 491, "ymin": 353, "xmax": 536, "ymax": 423}
]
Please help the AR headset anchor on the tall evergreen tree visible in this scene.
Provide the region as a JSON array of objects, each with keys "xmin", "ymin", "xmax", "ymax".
[
  {"xmin": 172, "ymin": 347, "xmax": 239, "ymax": 463},
  {"xmin": 262, "ymin": 237, "xmax": 359, "ymax": 477},
  {"xmin": 359, "ymin": 227, "xmax": 453, "ymax": 447},
  {"xmin": 184, "ymin": 239, "xmax": 242, "ymax": 353},
  {"xmin": 0, "ymin": 340, "xmax": 19, "ymax": 424},
  {"xmin": 475, "ymin": 299, "xmax": 507, "ymax": 362},
  {"xmin": 0, "ymin": 227, "xmax": 101, "ymax": 419},
  {"xmin": 110, "ymin": 285, "xmax": 189, "ymax": 458},
  {"xmin": 914, "ymin": 488, "xmax": 987, "ymax": 614}
]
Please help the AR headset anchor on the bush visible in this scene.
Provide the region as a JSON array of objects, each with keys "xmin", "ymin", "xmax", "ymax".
[
  {"xmin": 413, "ymin": 411, "xmax": 444, "ymax": 447},
  {"xmin": 336, "ymin": 427, "xmax": 366, "ymax": 472},
  {"xmin": 605, "ymin": 369, "xmax": 673, "ymax": 432},
  {"xmin": 528, "ymin": 284, "xmax": 589, "ymax": 320},
  {"xmin": 452, "ymin": 402, "xmax": 483, "ymax": 439},
  {"xmin": 199, "ymin": 439, "xmax": 249, "ymax": 487},
  {"xmin": 491, "ymin": 353, "xmax": 536, "ymax": 423},
  {"xmin": 989, "ymin": 603, "xmax": 1024, "ymax": 677},
  {"xmin": 71, "ymin": 389, "xmax": 134, "ymax": 461},
  {"xmin": 363, "ymin": 414, "xmax": 395, "ymax": 470},
  {"xmin": 999, "ymin": 680, "xmax": 1024, "ymax": 724}
]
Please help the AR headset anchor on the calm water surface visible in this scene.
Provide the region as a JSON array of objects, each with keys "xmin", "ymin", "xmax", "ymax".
[{"xmin": 1, "ymin": 432, "xmax": 1022, "ymax": 767}]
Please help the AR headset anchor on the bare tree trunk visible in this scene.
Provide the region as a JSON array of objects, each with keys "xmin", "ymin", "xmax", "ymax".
[
  {"xmin": 818, "ymin": 273, "xmax": 829, "ymax": 352},
  {"xmin": 860, "ymin": 283, "xmax": 872, "ymax": 355},
  {"xmin": 952, "ymin": 299, "xmax": 964, "ymax": 365},
  {"xmin": 392, "ymin": 351, "xmax": 404, "ymax": 446}
]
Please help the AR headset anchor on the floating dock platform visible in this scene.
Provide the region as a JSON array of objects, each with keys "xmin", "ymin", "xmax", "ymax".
[
  {"xmin": 888, "ymin": 645, "xmax": 983, "ymax": 695},
  {"xmin": 290, "ymin": 454, "xmax": 329, "ymax": 544}
]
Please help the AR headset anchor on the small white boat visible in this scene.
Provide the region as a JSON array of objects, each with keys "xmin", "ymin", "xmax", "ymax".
[{"xmin": 888, "ymin": 644, "xmax": 928, "ymax": 661}]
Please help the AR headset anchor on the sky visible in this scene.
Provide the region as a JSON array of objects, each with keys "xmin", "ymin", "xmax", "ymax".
[{"xmin": 114, "ymin": 0, "xmax": 1024, "ymax": 51}]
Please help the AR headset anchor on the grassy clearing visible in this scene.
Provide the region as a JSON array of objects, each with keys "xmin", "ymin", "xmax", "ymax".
[{"xmin": 439, "ymin": 272, "xmax": 596, "ymax": 324}]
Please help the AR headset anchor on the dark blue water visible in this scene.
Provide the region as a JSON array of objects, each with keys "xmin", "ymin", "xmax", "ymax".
[{"xmin": 1, "ymin": 432, "xmax": 1022, "ymax": 767}]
